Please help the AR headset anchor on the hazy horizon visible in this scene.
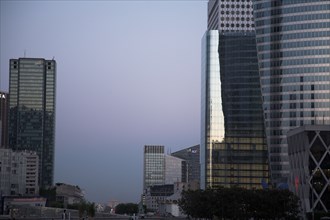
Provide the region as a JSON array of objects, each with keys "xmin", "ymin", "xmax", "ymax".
[{"xmin": 0, "ymin": 0, "xmax": 207, "ymax": 204}]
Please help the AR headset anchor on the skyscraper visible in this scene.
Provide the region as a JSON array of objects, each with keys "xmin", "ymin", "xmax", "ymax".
[
  {"xmin": 143, "ymin": 145, "xmax": 188, "ymax": 190},
  {"xmin": 171, "ymin": 145, "xmax": 200, "ymax": 187},
  {"xmin": 253, "ymin": 1, "xmax": 330, "ymax": 186},
  {"xmin": 143, "ymin": 145, "xmax": 165, "ymax": 190},
  {"xmin": 9, "ymin": 58, "xmax": 56, "ymax": 187},
  {"xmin": 201, "ymin": 0, "xmax": 269, "ymax": 189},
  {"xmin": 165, "ymin": 155, "xmax": 186, "ymax": 185},
  {"xmin": 0, "ymin": 91, "xmax": 9, "ymax": 148}
]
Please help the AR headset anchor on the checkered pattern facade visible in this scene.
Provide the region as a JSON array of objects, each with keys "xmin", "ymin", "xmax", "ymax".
[{"xmin": 208, "ymin": 0, "xmax": 254, "ymax": 32}]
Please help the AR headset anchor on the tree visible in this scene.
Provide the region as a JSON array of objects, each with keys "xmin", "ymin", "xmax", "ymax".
[
  {"xmin": 179, "ymin": 189, "xmax": 215, "ymax": 219},
  {"xmin": 76, "ymin": 201, "xmax": 96, "ymax": 219},
  {"xmin": 39, "ymin": 187, "xmax": 59, "ymax": 207},
  {"xmin": 88, "ymin": 202, "xmax": 96, "ymax": 218},
  {"xmin": 179, "ymin": 187, "xmax": 300, "ymax": 220},
  {"xmin": 115, "ymin": 203, "xmax": 138, "ymax": 215}
]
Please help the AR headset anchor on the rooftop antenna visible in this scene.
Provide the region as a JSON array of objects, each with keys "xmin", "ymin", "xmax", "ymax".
[{"xmin": 24, "ymin": 49, "xmax": 26, "ymax": 58}]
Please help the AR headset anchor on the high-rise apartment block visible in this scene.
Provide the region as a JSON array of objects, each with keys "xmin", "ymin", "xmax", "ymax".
[
  {"xmin": 0, "ymin": 91, "xmax": 9, "ymax": 148},
  {"xmin": 8, "ymin": 58, "xmax": 56, "ymax": 187},
  {"xmin": 201, "ymin": 0, "xmax": 269, "ymax": 189},
  {"xmin": 253, "ymin": 0, "xmax": 330, "ymax": 186},
  {"xmin": 0, "ymin": 149, "xmax": 39, "ymax": 196}
]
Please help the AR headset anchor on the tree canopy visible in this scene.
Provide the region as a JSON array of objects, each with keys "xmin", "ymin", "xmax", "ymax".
[
  {"xmin": 179, "ymin": 187, "xmax": 300, "ymax": 220},
  {"xmin": 115, "ymin": 203, "xmax": 139, "ymax": 215}
]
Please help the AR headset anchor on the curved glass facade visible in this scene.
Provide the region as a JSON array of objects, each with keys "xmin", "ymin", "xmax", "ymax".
[
  {"xmin": 201, "ymin": 30, "xmax": 269, "ymax": 189},
  {"xmin": 201, "ymin": 30, "xmax": 225, "ymax": 189},
  {"xmin": 253, "ymin": 0, "xmax": 330, "ymax": 185}
]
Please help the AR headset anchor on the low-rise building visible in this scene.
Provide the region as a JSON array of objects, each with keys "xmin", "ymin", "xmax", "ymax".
[
  {"xmin": 2, "ymin": 196, "xmax": 46, "ymax": 215},
  {"xmin": 55, "ymin": 183, "xmax": 84, "ymax": 206},
  {"xmin": 145, "ymin": 184, "xmax": 174, "ymax": 212},
  {"xmin": 158, "ymin": 182, "xmax": 189, "ymax": 217}
]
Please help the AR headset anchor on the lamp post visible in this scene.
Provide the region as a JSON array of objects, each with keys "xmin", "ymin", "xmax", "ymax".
[
  {"xmin": 311, "ymin": 185, "xmax": 314, "ymax": 220},
  {"xmin": 308, "ymin": 175, "xmax": 314, "ymax": 220}
]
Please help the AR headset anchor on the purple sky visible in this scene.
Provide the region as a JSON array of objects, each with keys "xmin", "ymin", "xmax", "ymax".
[{"xmin": 0, "ymin": 1, "xmax": 207, "ymax": 204}]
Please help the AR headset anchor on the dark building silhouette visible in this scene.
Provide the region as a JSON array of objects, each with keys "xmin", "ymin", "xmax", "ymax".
[{"xmin": 171, "ymin": 144, "xmax": 200, "ymax": 188}]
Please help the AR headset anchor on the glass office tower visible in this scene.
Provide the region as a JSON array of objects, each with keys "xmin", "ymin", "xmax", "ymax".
[
  {"xmin": 171, "ymin": 145, "xmax": 200, "ymax": 187},
  {"xmin": 253, "ymin": 1, "xmax": 330, "ymax": 186},
  {"xmin": 201, "ymin": 0, "xmax": 269, "ymax": 189},
  {"xmin": 9, "ymin": 58, "xmax": 56, "ymax": 187},
  {"xmin": 201, "ymin": 30, "xmax": 225, "ymax": 189},
  {"xmin": 201, "ymin": 31, "xmax": 269, "ymax": 189},
  {"xmin": 143, "ymin": 145, "xmax": 165, "ymax": 190}
]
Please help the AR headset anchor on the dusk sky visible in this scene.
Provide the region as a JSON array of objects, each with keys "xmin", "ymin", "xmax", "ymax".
[{"xmin": 0, "ymin": 1, "xmax": 207, "ymax": 204}]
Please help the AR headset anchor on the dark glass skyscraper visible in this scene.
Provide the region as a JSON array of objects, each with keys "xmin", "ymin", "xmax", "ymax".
[
  {"xmin": 9, "ymin": 58, "xmax": 56, "ymax": 187},
  {"xmin": 253, "ymin": 0, "xmax": 330, "ymax": 186},
  {"xmin": 171, "ymin": 145, "xmax": 200, "ymax": 187},
  {"xmin": 201, "ymin": 0, "xmax": 269, "ymax": 189}
]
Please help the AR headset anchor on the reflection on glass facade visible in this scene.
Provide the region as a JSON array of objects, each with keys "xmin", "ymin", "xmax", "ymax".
[
  {"xmin": 9, "ymin": 58, "xmax": 56, "ymax": 187},
  {"xmin": 253, "ymin": 1, "xmax": 330, "ymax": 186},
  {"xmin": 0, "ymin": 91, "xmax": 9, "ymax": 148},
  {"xmin": 143, "ymin": 145, "xmax": 165, "ymax": 190},
  {"xmin": 201, "ymin": 30, "xmax": 225, "ymax": 189},
  {"xmin": 201, "ymin": 30, "xmax": 269, "ymax": 189}
]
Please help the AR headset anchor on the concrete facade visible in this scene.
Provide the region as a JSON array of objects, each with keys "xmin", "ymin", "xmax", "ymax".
[{"xmin": 0, "ymin": 149, "xmax": 39, "ymax": 197}]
